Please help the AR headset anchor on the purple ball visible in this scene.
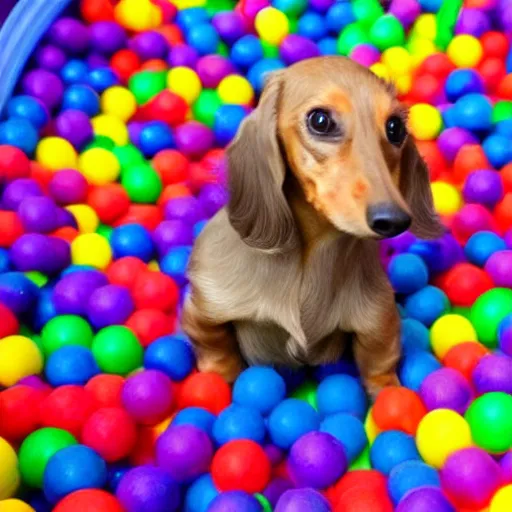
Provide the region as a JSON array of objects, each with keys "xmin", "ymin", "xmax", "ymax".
[
  {"xmin": 116, "ymin": 466, "xmax": 180, "ymax": 512},
  {"xmin": 55, "ymin": 207, "xmax": 78, "ymax": 230},
  {"xmin": 455, "ymin": 9, "xmax": 491, "ymax": 37},
  {"xmin": 275, "ymin": 489, "xmax": 331, "ymax": 512},
  {"xmin": 175, "ymin": 121, "xmax": 214, "ymax": 159},
  {"xmin": 168, "ymin": 44, "xmax": 199, "ymax": 68},
  {"xmin": 264, "ymin": 444, "xmax": 284, "ymax": 466},
  {"xmin": 499, "ymin": 315, "xmax": 512, "ymax": 356},
  {"xmin": 164, "ymin": 197, "xmax": 205, "ymax": 225},
  {"xmin": 501, "ymin": 451, "xmax": 512, "ymax": 483},
  {"xmin": 280, "ymin": 35, "xmax": 320, "ymax": 65},
  {"xmin": 441, "ymin": 447, "xmax": 501, "ymax": 509},
  {"xmin": 288, "ymin": 431, "xmax": 347, "ymax": 489},
  {"xmin": 10, "ymin": 234, "xmax": 70, "ymax": 274},
  {"xmin": 49, "ymin": 17, "xmax": 90, "ymax": 54},
  {"xmin": 308, "ymin": 0, "xmax": 334, "ymax": 13},
  {"xmin": 212, "ymin": 12, "xmax": 247, "ymax": 45},
  {"xmin": 419, "ymin": 368, "xmax": 472, "ymax": 414},
  {"xmin": 208, "ymin": 491, "xmax": 261, "ymax": 512},
  {"xmin": 22, "ymin": 69, "xmax": 64, "ymax": 110},
  {"xmin": 2, "ymin": 179, "xmax": 43, "ymax": 210},
  {"xmin": 389, "ymin": 0, "xmax": 421, "ymax": 28},
  {"xmin": 130, "ymin": 31, "xmax": 168, "ymax": 60},
  {"xmin": 128, "ymin": 122, "xmax": 143, "ymax": 146},
  {"xmin": 462, "ymin": 169, "xmax": 504, "ymax": 208},
  {"xmin": 196, "ymin": 56, "xmax": 235, "ymax": 88},
  {"xmin": 350, "ymin": 44, "xmax": 381, "ymax": 67},
  {"xmin": 437, "ymin": 128, "xmax": 479, "ymax": 163},
  {"xmin": 36, "ymin": 45, "xmax": 67, "ymax": 72},
  {"xmin": 87, "ymin": 54, "xmax": 110, "ymax": 69},
  {"xmin": 472, "ymin": 354, "xmax": 512, "ymax": 394},
  {"xmin": 153, "ymin": 220, "xmax": 195, "ymax": 257},
  {"xmin": 396, "ymin": 487, "xmax": 454, "ymax": 512},
  {"xmin": 18, "ymin": 196, "xmax": 59, "ymax": 233},
  {"xmin": 55, "ymin": 110, "xmax": 94, "ymax": 149},
  {"xmin": 198, "ymin": 184, "xmax": 228, "ymax": 217},
  {"xmin": 52, "ymin": 270, "xmax": 108, "ymax": 315},
  {"xmin": 156, "ymin": 425, "xmax": 213, "ymax": 483},
  {"xmin": 86, "ymin": 284, "xmax": 135, "ymax": 329},
  {"xmin": 263, "ymin": 478, "xmax": 294, "ymax": 507},
  {"xmin": 48, "ymin": 169, "xmax": 88, "ymax": 205},
  {"xmin": 485, "ymin": 250, "xmax": 512, "ymax": 287},
  {"xmin": 90, "ymin": 21, "xmax": 127, "ymax": 54},
  {"xmin": 504, "ymin": 229, "xmax": 512, "ymax": 249}
]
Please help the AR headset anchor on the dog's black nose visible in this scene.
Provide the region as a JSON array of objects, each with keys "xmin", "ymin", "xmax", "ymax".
[{"xmin": 367, "ymin": 203, "xmax": 412, "ymax": 238}]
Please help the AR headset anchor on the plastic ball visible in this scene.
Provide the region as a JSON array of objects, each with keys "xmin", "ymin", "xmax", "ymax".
[
  {"xmin": 0, "ymin": 499, "xmax": 35, "ymax": 512},
  {"xmin": 370, "ymin": 430, "xmax": 420, "ymax": 476},
  {"xmin": 178, "ymin": 372, "xmax": 231, "ymax": 415},
  {"xmin": 71, "ymin": 233, "xmax": 112, "ymax": 269},
  {"xmin": 388, "ymin": 460, "xmax": 440, "ymax": 505},
  {"xmin": 275, "ymin": 488, "xmax": 330, "ymax": 512},
  {"xmin": 447, "ymin": 34, "xmax": 483, "ymax": 68},
  {"xmin": 212, "ymin": 404, "xmax": 266, "ymax": 445},
  {"xmin": 431, "ymin": 181, "xmax": 463, "ymax": 216},
  {"xmin": 53, "ymin": 489, "xmax": 123, "ymax": 512},
  {"xmin": 35, "ymin": 137, "xmax": 77, "ymax": 171},
  {"xmin": 465, "ymin": 231, "xmax": 507, "ymax": 267},
  {"xmin": 45, "ymin": 345, "xmax": 99, "ymax": 386},
  {"xmin": 483, "ymin": 133, "xmax": 512, "ymax": 168},
  {"xmin": 85, "ymin": 374, "xmax": 124, "ymax": 409},
  {"xmin": 316, "ymin": 373, "xmax": 367, "ymax": 419},
  {"xmin": 319, "ymin": 413, "xmax": 367, "ymax": 463},
  {"xmin": 399, "ymin": 351, "xmax": 441, "ymax": 392},
  {"xmin": 430, "ymin": 314, "xmax": 478, "ymax": 359},
  {"xmin": 208, "ymin": 491, "xmax": 262, "ymax": 512},
  {"xmin": 143, "ymin": 334, "xmax": 194, "ymax": 380},
  {"xmin": 485, "ymin": 250, "xmax": 512, "ymax": 287},
  {"xmin": 167, "ymin": 67, "xmax": 202, "ymax": 105},
  {"xmin": 0, "ymin": 437, "xmax": 20, "ymax": 500},
  {"xmin": 110, "ymin": 224, "xmax": 153, "ymax": 262},
  {"xmin": 463, "ymin": 169, "xmax": 503, "ymax": 208},
  {"xmin": 255, "ymin": 7, "xmax": 289, "ymax": 45},
  {"xmin": 7, "ymin": 96, "xmax": 48, "ymax": 130},
  {"xmin": 183, "ymin": 473, "xmax": 219, "ymax": 512},
  {"xmin": 388, "ymin": 254, "xmax": 429, "ymax": 294},
  {"xmin": 78, "ymin": 148, "xmax": 120, "ymax": 186},
  {"xmin": 404, "ymin": 285, "xmax": 449, "ymax": 327},
  {"xmin": 121, "ymin": 163, "xmax": 163, "ymax": 204},
  {"xmin": 0, "ymin": 335, "xmax": 44, "ymax": 388},
  {"xmin": 395, "ymin": 487, "xmax": 454, "ymax": 512}
]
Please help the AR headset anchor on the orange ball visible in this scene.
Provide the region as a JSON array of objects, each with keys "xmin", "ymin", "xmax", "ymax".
[
  {"xmin": 372, "ymin": 387, "xmax": 427, "ymax": 435},
  {"xmin": 51, "ymin": 227, "xmax": 79, "ymax": 243},
  {"xmin": 156, "ymin": 25, "xmax": 183, "ymax": 45},
  {"xmin": 141, "ymin": 59, "xmax": 169, "ymax": 72},
  {"xmin": 153, "ymin": 150, "xmax": 190, "ymax": 185},
  {"xmin": 442, "ymin": 342, "xmax": 488, "ymax": 381},
  {"xmin": 494, "ymin": 193, "xmax": 512, "ymax": 233},
  {"xmin": 178, "ymin": 372, "xmax": 232, "ymax": 415},
  {"xmin": 158, "ymin": 184, "xmax": 192, "ymax": 207},
  {"xmin": 115, "ymin": 205, "xmax": 162, "ymax": 231},
  {"xmin": 53, "ymin": 489, "xmax": 123, "ymax": 512},
  {"xmin": 452, "ymin": 144, "xmax": 491, "ymax": 184},
  {"xmin": 85, "ymin": 374, "xmax": 125, "ymax": 409},
  {"xmin": 416, "ymin": 140, "xmax": 446, "ymax": 181}
]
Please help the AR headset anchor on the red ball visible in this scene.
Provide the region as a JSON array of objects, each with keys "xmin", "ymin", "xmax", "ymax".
[
  {"xmin": 156, "ymin": 25, "xmax": 183, "ymax": 45},
  {"xmin": 30, "ymin": 162, "xmax": 53, "ymax": 193},
  {"xmin": 416, "ymin": 141, "xmax": 446, "ymax": 181},
  {"xmin": 452, "ymin": 144, "xmax": 491, "ymax": 184},
  {"xmin": 0, "ymin": 385, "xmax": 45, "ymax": 441},
  {"xmin": 40, "ymin": 385, "xmax": 97, "ymax": 437},
  {"xmin": 0, "ymin": 303, "xmax": 19, "ymax": 338},
  {"xmin": 178, "ymin": 372, "xmax": 231, "ymax": 415},
  {"xmin": 501, "ymin": 163, "xmax": 512, "ymax": 193},
  {"xmin": 141, "ymin": 59, "xmax": 169, "ymax": 72},
  {"xmin": 211, "ymin": 440, "xmax": 271, "ymax": 493},
  {"xmin": 481, "ymin": 31, "xmax": 510, "ymax": 60},
  {"xmin": 158, "ymin": 184, "xmax": 192, "ymax": 207},
  {"xmin": 0, "ymin": 145, "xmax": 30, "ymax": 183},
  {"xmin": 85, "ymin": 374, "xmax": 125, "ymax": 408},
  {"xmin": 129, "ymin": 425, "xmax": 157, "ymax": 466},
  {"xmin": 87, "ymin": 184, "xmax": 130, "ymax": 224},
  {"xmin": 110, "ymin": 50, "xmax": 141, "ymax": 84},
  {"xmin": 115, "ymin": 205, "xmax": 162, "ymax": 231},
  {"xmin": 152, "ymin": 149, "xmax": 190, "ymax": 186},
  {"xmin": 443, "ymin": 342, "xmax": 489, "ymax": 381},
  {"xmin": 408, "ymin": 75, "xmax": 444, "ymax": 105},
  {"xmin": 82, "ymin": 407, "xmax": 137, "ymax": 462},
  {"xmin": 80, "ymin": 0, "xmax": 115, "ymax": 23},
  {"xmin": 498, "ymin": 74, "xmax": 512, "ymax": 100},
  {"xmin": 417, "ymin": 53, "xmax": 455, "ymax": 79},
  {"xmin": 51, "ymin": 226, "xmax": 79, "ymax": 243},
  {"xmin": 478, "ymin": 58, "xmax": 507, "ymax": 93},
  {"xmin": 372, "ymin": 386, "xmax": 426, "ymax": 435},
  {"xmin": 54, "ymin": 489, "xmax": 123, "ymax": 512},
  {"xmin": 334, "ymin": 487, "xmax": 393, "ymax": 512},
  {"xmin": 106, "ymin": 256, "xmax": 147, "ymax": 290},
  {"xmin": 143, "ymin": 91, "xmax": 188, "ymax": 126},
  {"xmin": 494, "ymin": 193, "xmax": 512, "ymax": 233},
  {"xmin": 0, "ymin": 211, "xmax": 24, "ymax": 247},
  {"xmin": 188, "ymin": 162, "xmax": 219, "ymax": 193},
  {"xmin": 131, "ymin": 271, "xmax": 179, "ymax": 312},
  {"xmin": 326, "ymin": 470, "xmax": 388, "ymax": 508},
  {"xmin": 125, "ymin": 309, "xmax": 175, "ymax": 347}
]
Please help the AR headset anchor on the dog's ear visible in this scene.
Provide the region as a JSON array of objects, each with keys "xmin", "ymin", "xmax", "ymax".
[
  {"xmin": 227, "ymin": 72, "xmax": 296, "ymax": 252},
  {"xmin": 399, "ymin": 137, "xmax": 444, "ymax": 239}
]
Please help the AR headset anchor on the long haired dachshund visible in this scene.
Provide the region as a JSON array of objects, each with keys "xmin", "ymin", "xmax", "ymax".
[{"xmin": 182, "ymin": 56, "xmax": 443, "ymax": 396}]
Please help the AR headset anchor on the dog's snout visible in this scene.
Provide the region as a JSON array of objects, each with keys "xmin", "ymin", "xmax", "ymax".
[{"xmin": 367, "ymin": 203, "xmax": 412, "ymax": 238}]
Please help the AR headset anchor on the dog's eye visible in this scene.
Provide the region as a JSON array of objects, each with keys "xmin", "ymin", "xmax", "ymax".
[
  {"xmin": 386, "ymin": 116, "xmax": 407, "ymax": 146},
  {"xmin": 307, "ymin": 109, "xmax": 338, "ymax": 136}
]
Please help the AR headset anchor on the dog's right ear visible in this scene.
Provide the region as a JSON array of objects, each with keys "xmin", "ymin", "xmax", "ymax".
[{"xmin": 227, "ymin": 72, "xmax": 297, "ymax": 253}]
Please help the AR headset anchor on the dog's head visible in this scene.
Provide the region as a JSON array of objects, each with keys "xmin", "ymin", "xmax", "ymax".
[{"xmin": 227, "ymin": 56, "xmax": 444, "ymax": 252}]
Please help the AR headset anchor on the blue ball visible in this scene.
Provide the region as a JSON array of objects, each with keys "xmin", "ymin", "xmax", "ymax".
[
  {"xmin": 230, "ymin": 35, "xmax": 264, "ymax": 69},
  {"xmin": 408, "ymin": 238, "xmax": 461, "ymax": 275},
  {"xmin": 445, "ymin": 69, "xmax": 484, "ymax": 102},
  {"xmin": 186, "ymin": 24, "xmax": 220, "ymax": 56},
  {"xmin": 370, "ymin": 431, "xmax": 421, "ymax": 476},
  {"xmin": 483, "ymin": 134, "xmax": 512, "ymax": 168},
  {"xmin": 33, "ymin": 287, "xmax": 58, "ymax": 331},
  {"xmin": 212, "ymin": 404, "xmax": 266, "ymax": 445},
  {"xmin": 214, "ymin": 104, "xmax": 247, "ymax": 146},
  {"xmin": 62, "ymin": 84, "xmax": 100, "ymax": 116},
  {"xmin": 316, "ymin": 374, "xmax": 368, "ymax": 419},
  {"xmin": 401, "ymin": 318, "xmax": 431, "ymax": 353},
  {"xmin": 298, "ymin": 12, "xmax": 327, "ymax": 41},
  {"xmin": 313, "ymin": 359, "xmax": 359, "ymax": 381},
  {"xmin": 110, "ymin": 224, "xmax": 154, "ymax": 262},
  {"xmin": 172, "ymin": 407, "xmax": 216, "ymax": 436},
  {"xmin": 320, "ymin": 413, "xmax": 367, "ymax": 462},
  {"xmin": 404, "ymin": 285, "xmax": 449, "ymax": 327},
  {"xmin": 138, "ymin": 121, "xmax": 175, "ymax": 157},
  {"xmin": 464, "ymin": 231, "xmax": 507, "ymax": 267},
  {"xmin": 326, "ymin": 3, "xmax": 355, "ymax": 33},
  {"xmin": 193, "ymin": 220, "xmax": 207, "ymax": 238},
  {"xmin": 160, "ymin": 246, "xmax": 192, "ymax": 287},
  {"xmin": 441, "ymin": 106, "xmax": 457, "ymax": 129},
  {"xmin": 0, "ymin": 248, "xmax": 11, "ymax": 273},
  {"xmin": 176, "ymin": 7, "xmax": 210, "ymax": 31},
  {"xmin": 7, "ymin": 95, "xmax": 49, "ymax": 130},
  {"xmin": 388, "ymin": 253, "xmax": 429, "ymax": 294},
  {"xmin": 233, "ymin": 366, "xmax": 286, "ymax": 415},
  {"xmin": 247, "ymin": 59, "xmax": 285, "ymax": 94},
  {"xmin": 418, "ymin": 0, "xmax": 443, "ymax": 12},
  {"xmin": 60, "ymin": 265, "xmax": 97, "ymax": 275},
  {"xmin": 0, "ymin": 118, "xmax": 39, "ymax": 154},
  {"xmin": 209, "ymin": 491, "xmax": 261, "ymax": 512},
  {"xmin": 272, "ymin": 0, "xmax": 307, "ymax": 16},
  {"xmin": 88, "ymin": 67, "xmax": 119, "ymax": 93},
  {"xmin": 399, "ymin": 351, "xmax": 442, "ymax": 392},
  {"xmin": 268, "ymin": 399, "xmax": 320, "ymax": 449},
  {"xmin": 497, "ymin": 119, "xmax": 512, "ymax": 138},
  {"xmin": 184, "ymin": 473, "xmax": 219, "ymax": 512},
  {"xmin": 388, "ymin": 460, "xmax": 440, "ymax": 504},
  {"xmin": 144, "ymin": 334, "xmax": 195, "ymax": 381},
  {"xmin": 43, "ymin": 445, "xmax": 107, "ymax": 503},
  {"xmin": 452, "ymin": 93, "xmax": 493, "ymax": 132},
  {"xmin": 0, "ymin": 271, "xmax": 38, "ymax": 315},
  {"xmin": 45, "ymin": 346, "xmax": 100, "ymax": 386},
  {"xmin": 60, "ymin": 60, "xmax": 89, "ymax": 85},
  {"xmin": 108, "ymin": 464, "xmax": 130, "ymax": 492},
  {"xmin": 318, "ymin": 37, "xmax": 338, "ymax": 55}
]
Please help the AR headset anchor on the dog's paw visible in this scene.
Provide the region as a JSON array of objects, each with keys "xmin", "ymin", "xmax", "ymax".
[{"xmin": 364, "ymin": 372, "xmax": 401, "ymax": 401}]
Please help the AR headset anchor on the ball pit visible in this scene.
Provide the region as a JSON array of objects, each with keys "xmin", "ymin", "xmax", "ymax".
[{"xmin": 0, "ymin": 0, "xmax": 512, "ymax": 510}]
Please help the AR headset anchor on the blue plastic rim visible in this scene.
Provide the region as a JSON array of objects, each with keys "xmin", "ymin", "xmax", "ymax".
[{"xmin": 0, "ymin": 0, "xmax": 73, "ymax": 114}]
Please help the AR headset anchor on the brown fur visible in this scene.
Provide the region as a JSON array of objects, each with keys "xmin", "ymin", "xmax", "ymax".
[{"xmin": 182, "ymin": 56, "xmax": 443, "ymax": 397}]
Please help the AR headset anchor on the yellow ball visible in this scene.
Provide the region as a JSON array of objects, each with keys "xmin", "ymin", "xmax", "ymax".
[
  {"xmin": 217, "ymin": 75, "xmax": 254, "ymax": 105},
  {"xmin": 147, "ymin": 260, "xmax": 160, "ymax": 272},
  {"xmin": 382, "ymin": 47, "xmax": 412, "ymax": 78},
  {"xmin": 0, "ymin": 336, "xmax": 43, "ymax": 388},
  {"xmin": 91, "ymin": 114, "xmax": 129, "ymax": 146},
  {"xmin": 431, "ymin": 181, "xmax": 463, "ymax": 216},
  {"xmin": 71, "ymin": 233, "xmax": 113, "ymax": 270},
  {"xmin": 490, "ymin": 485, "xmax": 512, "ymax": 512},
  {"xmin": 447, "ymin": 35, "xmax": 483, "ymax": 69},
  {"xmin": 370, "ymin": 63, "xmax": 390, "ymax": 82},
  {"xmin": 114, "ymin": 0, "xmax": 162, "ymax": 31},
  {"xmin": 411, "ymin": 13, "xmax": 437, "ymax": 41},
  {"xmin": 78, "ymin": 147, "xmax": 121, "ymax": 186},
  {"xmin": 101, "ymin": 86, "xmax": 137, "ymax": 122},
  {"xmin": 430, "ymin": 314, "xmax": 478, "ymax": 359},
  {"xmin": 65, "ymin": 204, "xmax": 100, "ymax": 234},
  {"xmin": 0, "ymin": 500, "xmax": 35, "ymax": 512},
  {"xmin": 408, "ymin": 37, "xmax": 437, "ymax": 69},
  {"xmin": 255, "ymin": 7, "xmax": 290, "ymax": 45},
  {"xmin": 167, "ymin": 67, "xmax": 202, "ymax": 105},
  {"xmin": 0, "ymin": 439, "xmax": 19, "ymax": 501},
  {"xmin": 365, "ymin": 407, "xmax": 381, "ymax": 444},
  {"xmin": 409, "ymin": 103, "xmax": 443, "ymax": 141},
  {"xmin": 416, "ymin": 409, "xmax": 473, "ymax": 469},
  {"xmin": 35, "ymin": 137, "xmax": 77, "ymax": 171},
  {"xmin": 172, "ymin": 0, "xmax": 206, "ymax": 8},
  {"xmin": 394, "ymin": 75, "xmax": 412, "ymax": 96}
]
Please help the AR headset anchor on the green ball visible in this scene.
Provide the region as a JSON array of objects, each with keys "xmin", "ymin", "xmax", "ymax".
[
  {"xmin": 337, "ymin": 23, "xmax": 370, "ymax": 56},
  {"xmin": 193, "ymin": 90, "xmax": 222, "ymax": 128},
  {"xmin": 96, "ymin": 223, "xmax": 113, "ymax": 240},
  {"xmin": 122, "ymin": 163, "xmax": 163, "ymax": 203},
  {"xmin": 129, "ymin": 71, "xmax": 167, "ymax": 105},
  {"xmin": 113, "ymin": 144, "xmax": 145, "ymax": 170},
  {"xmin": 85, "ymin": 135, "xmax": 115, "ymax": 151},
  {"xmin": 262, "ymin": 41, "xmax": 280, "ymax": 59},
  {"xmin": 255, "ymin": 493, "xmax": 273, "ymax": 512},
  {"xmin": 350, "ymin": 445, "xmax": 371, "ymax": 470},
  {"xmin": 274, "ymin": 0, "xmax": 306, "ymax": 17},
  {"xmin": 369, "ymin": 14, "xmax": 405, "ymax": 50},
  {"xmin": 92, "ymin": 325, "xmax": 144, "ymax": 375},
  {"xmin": 493, "ymin": 101, "xmax": 512, "ymax": 124},
  {"xmin": 19, "ymin": 428, "xmax": 77, "ymax": 488},
  {"xmin": 217, "ymin": 41, "xmax": 229, "ymax": 57},
  {"xmin": 465, "ymin": 392, "xmax": 512, "ymax": 453},
  {"xmin": 470, "ymin": 288, "xmax": 512, "ymax": 348},
  {"xmin": 25, "ymin": 271, "xmax": 48, "ymax": 287},
  {"xmin": 291, "ymin": 380, "xmax": 318, "ymax": 410},
  {"xmin": 41, "ymin": 315, "xmax": 94, "ymax": 357},
  {"xmin": 451, "ymin": 306, "xmax": 471, "ymax": 321},
  {"xmin": 288, "ymin": 17, "xmax": 298, "ymax": 34},
  {"xmin": 353, "ymin": 0, "xmax": 384, "ymax": 27}
]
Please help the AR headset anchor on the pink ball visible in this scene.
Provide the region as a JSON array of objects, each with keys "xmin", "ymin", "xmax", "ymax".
[
  {"xmin": 350, "ymin": 44, "xmax": 381, "ymax": 67},
  {"xmin": 452, "ymin": 204, "xmax": 496, "ymax": 243}
]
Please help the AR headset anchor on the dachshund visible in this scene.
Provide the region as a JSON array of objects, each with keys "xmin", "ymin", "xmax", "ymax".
[{"xmin": 182, "ymin": 56, "xmax": 443, "ymax": 397}]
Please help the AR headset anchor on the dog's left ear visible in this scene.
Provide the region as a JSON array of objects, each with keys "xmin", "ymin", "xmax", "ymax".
[{"xmin": 399, "ymin": 137, "xmax": 444, "ymax": 239}]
